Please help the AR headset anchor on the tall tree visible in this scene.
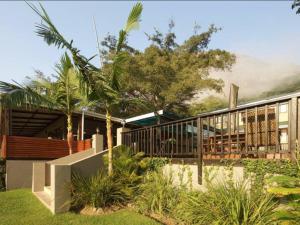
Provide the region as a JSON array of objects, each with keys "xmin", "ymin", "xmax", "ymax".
[
  {"xmin": 28, "ymin": 2, "xmax": 143, "ymax": 175},
  {"xmin": 0, "ymin": 53, "xmax": 93, "ymax": 154},
  {"xmin": 116, "ymin": 22, "xmax": 236, "ymax": 120}
]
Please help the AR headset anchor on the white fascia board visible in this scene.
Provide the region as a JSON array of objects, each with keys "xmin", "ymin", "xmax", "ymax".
[
  {"xmin": 76, "ymin": 110, "xmax": 123, "ymax": 123},
  {"xmin": 125, "ymin": 110, "xmax": 163, "ymax": 123}
]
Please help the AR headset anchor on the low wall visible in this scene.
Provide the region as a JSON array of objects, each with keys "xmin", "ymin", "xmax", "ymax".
[
  {"xmin": 44, "ymin": 148, "xmax": 107, "ymax": 213},
  {"xmin": 71, "ymin": 151, "xmax": 106, "ymax": 178},
  {"xmin": 6, "ymin": 160, "xmax": 48, "ymax": 190},
  {"xmin": 163, "ymin": 163, "xmax": 244, "ymax": 190}
]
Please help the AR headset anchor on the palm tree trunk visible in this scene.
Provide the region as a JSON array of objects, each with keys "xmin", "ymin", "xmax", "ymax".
[
  {"xmin": 106, "ymin": 110, "xmax": 113, "ymax": 175},
  {"xmin": 67, "ymin": 114, "xmax": 73, "ymax": 155}
]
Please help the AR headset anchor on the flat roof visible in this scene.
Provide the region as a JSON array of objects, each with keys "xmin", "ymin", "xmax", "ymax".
[{"xmin": 198, "ymin": 91, "xmax": 300, "ymax": 117}]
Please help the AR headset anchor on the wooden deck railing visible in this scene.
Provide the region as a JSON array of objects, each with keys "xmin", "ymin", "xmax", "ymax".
[
  {"xmin": 0, "ymin": 135, "xmax": 92, "ymax": 159},
  {"xmin": 122, "ymin": 96, "xmax": 299, "ymax": 160}
]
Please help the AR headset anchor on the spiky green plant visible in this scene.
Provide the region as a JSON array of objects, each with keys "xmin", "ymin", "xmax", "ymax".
[
  {"xmin": 135, "ymin": 170, "xmax": 181, "ymax": 216},
  {"xmin": 174, "ymin": 180, "xmax": 278, "ymax": 225},
  {"xmin": 71, "ymin": 171, "xmax": 129, "ymax": 209}
]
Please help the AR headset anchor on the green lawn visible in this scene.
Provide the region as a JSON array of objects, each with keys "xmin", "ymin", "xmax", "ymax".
[{"xmin": 0, "ymin": 189, "xmax": 160, "ymax": 225}]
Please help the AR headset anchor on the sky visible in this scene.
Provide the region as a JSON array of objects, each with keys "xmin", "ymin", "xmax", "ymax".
[{"xmin": 0, "ymin": 1, "xmax": 300, "ymax": 83}]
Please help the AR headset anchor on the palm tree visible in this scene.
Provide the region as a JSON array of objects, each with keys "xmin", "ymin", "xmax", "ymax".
[
  {"xmin": 28, "ymin": 2, "xmax": 143, "ymax": 175},
  {"xmin": 292, "ymin": 0, "xmax": 300, "ymax": 14},
  {"xmin": 0, "ymin": 53, "xmax": 92, "ymax": 154}
]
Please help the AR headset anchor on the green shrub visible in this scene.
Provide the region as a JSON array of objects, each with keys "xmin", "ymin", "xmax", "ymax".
[
  {"xmin": 71, "ymin": 146, "xmax": 160, "ymax": 210},
  {"xmin": 266, "ymin": 175, "xmax": 300, "ymax": 188},
  {"xmin": 135, "ymin": 170, "xmax": 181, "ymax": 216},
  {"xmin": 174, "ymin": 180, "xmax": 278, "ymax": 225},
  {"xmin": 71, "ymin": 171, "xmax": 130, "ymax": 209}
]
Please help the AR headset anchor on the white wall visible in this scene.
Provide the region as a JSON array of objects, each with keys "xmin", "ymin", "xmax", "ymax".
[{"xmin": 163, "ymin": 163, "xmax": 245, "ymax": 191}]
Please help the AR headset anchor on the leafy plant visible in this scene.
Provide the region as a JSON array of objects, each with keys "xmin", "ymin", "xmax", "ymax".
[
  {"xmin": 174, "ymin": 180, "xmax": 278, "ymax": 225},
  {"xmin": 135, "ymin": 170, "xmax": 181, "ymax": 216},
  {"xmin": 0, "ymin": 54, "xmax": 94, "ymax": 153},
  {"xmin": 71, "ymin": 146, "xmax": 160, "ymax": 210},
  {"xmin": 71, "ymin": 171, "xmax": 130, "ymax": 210},
  {"xmin": 266, "ymin": 175, "xmax": 300, "ymax": 188}
]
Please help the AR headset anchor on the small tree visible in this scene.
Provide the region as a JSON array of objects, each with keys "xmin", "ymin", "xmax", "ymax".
[
  {"xmin": 28, "ymin": 2, "xmax": 143, "ymax": 175},
  {"xmin": 0, "ymin": 53, "xmax": 93, "ymax": 154}
]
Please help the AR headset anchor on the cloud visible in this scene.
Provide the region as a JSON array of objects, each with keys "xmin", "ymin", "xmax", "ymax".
[{"xmin": 209, "ymin": 54, "xmax": 300, "ymax": 99}]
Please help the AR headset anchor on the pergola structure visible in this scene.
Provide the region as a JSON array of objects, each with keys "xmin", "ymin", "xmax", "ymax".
[{"xmin": 0, "ymin": 106, "xmax": 139, "ymax": 148}]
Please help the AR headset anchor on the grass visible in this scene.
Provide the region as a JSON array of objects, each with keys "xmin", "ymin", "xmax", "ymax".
[{"xmin": 0, "ymin": 189, "xmax": 160, "ymax": 225}]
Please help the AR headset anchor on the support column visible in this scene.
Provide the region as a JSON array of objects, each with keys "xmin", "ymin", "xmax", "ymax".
[
  {"xmin": 77, "ymin": 116, "xmax": 82, "ymax": 141},
  {"xmin": 289, "ymin": 97, "xmax": 298, "ymax": 161},
  {"xmin": 116, "ymin": 127, "xmax": 130, "ymax": 146},
  {"xmin": 32, "ymin": 162, "xmax": 45, "ymax": 192},
  {"xmin": 197, "ymin": 117, "xmax": 203, "ymax": 185},
  {"xmin": 92, "ymin": 134, "xmax": 103, "ymax": 153}
]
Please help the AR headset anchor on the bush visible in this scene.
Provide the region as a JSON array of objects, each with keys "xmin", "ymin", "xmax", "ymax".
[
  {"xmin": 135, "ymin": 169, "xmax": 181, "ymax": 216},
  {"xmin": 71, "ymin": 171, "xmax": 130, "ymax": 209},
  {"xmin": 71, "ymin": 146, "xmax": 163, "ymax": 210},
  {"xmin": 174, "ymin": 180, "xmax": 278, "ymax": 225}
]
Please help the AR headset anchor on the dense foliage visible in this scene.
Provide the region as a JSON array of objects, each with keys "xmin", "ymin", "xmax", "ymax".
[
  {"xmin": 135, "ymin": 170, "xmax": 181, "ymax": 216},
  {"xmin": 71, "ymin": 146, "xmax": 167, "ymax": 210},
  {"xmin": 103, "ymin": 22, "xmax": 235, "ymax": 118},
  {"xmin": 174, "ymin": 180, "xmax": 277, "ymax": 225},
  {"xmin": 188, "ymin": 95, "xmax": 227, "ymax": 115}
]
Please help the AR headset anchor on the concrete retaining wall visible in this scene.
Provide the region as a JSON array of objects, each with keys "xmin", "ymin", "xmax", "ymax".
[
  {"xmin": 163, "ymin": 163, "xmax": 245, "ymax": 190},
  {"xmin": 6, "ymin": 160, "xmax": 48, "ymax": 190}
]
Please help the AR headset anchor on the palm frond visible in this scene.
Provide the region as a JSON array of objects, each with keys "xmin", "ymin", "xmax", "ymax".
[
  {"xmin": 27, "ymin": 2, "xmax": 103, "ymax": 89},
  {"xmin": 124, "ymin": 2, "xmax": 143, "ymax": 33},
  {"xmin": 292, "ymin": 0, "xmax": 300, "ymax": 14},
  {"xmin": 111, "ymin": 2, "xmax": 143, "ymax": 94},
  {"xmin": 27, "ymin": 2, "xmax": 72, "ymax": 50},
  {"xmin": 0, "ymin": 81, "xmax": 54, "ymax": 109}
]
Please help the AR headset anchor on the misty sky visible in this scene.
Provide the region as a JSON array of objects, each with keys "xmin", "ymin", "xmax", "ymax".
[{"xmin": 1, "ymin": 1, "xmax": 300, "ymax": 83}]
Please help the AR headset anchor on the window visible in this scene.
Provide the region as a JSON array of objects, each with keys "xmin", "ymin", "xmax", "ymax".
[{"xmin": 280, "ymin": 104, "xmax": 288, "ymax": 113}]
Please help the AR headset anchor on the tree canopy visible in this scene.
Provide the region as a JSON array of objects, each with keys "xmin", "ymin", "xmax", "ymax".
[{"xmin": 101, "ymin": 22, "xmax": 235, "ymax": 118}]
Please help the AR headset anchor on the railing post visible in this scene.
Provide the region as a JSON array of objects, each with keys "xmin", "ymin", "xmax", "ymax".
[
  {"xmin": 116, "ymin": 127, "xmax": 130, "ymax": 146},
  {"xmin": 92, "ymin": 134, "xmax": 103, "ymax": 153},
  {"xmin": 197, "ymin": 117, "xmax": 202, "ymax": 185},
  {"xmin": 289, "ymin": 97, "xmax": 298, "ymax": 161},
  {"xmin": 150, "ymin": 127, "xmax": 153, "ymax": 157}
]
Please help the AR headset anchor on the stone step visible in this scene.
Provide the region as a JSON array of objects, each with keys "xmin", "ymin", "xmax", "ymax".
[{"xmin": 44, "ymin": 186, "xmax": 51, "ymax": 196}]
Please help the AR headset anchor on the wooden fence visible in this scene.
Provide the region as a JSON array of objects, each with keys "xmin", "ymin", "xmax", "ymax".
[{"xmin": 0, "ymin": 135, "xmax": 92, "ymax": 159}]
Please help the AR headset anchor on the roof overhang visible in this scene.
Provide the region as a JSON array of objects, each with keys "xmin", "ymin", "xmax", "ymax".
[{"xmin": 198, "ymin": 91, "xmax": 300, "ymax": 117}]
